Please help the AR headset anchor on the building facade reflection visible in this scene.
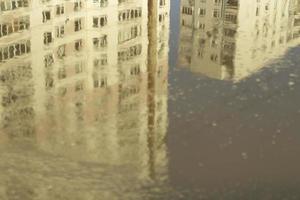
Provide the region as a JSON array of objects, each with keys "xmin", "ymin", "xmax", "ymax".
[
  {"xmin": 0, "ymin": 0, "xmax": 170, "ymax": 198},
  {"xmin": 179, "ymin": 0, "xmax": 300, "ymax": 81},
  {"xmin": 0, "ymin": 0, "xmax": 33, "ymax": 142}
]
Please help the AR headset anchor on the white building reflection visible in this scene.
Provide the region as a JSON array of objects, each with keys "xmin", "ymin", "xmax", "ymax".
[
  {"xmin": 0, "ymin": 0, "xmax": 170, "ymax": 195},
  {"xmin": 179, "ymin": 0, "xmax": 300, "ymax": 81}
]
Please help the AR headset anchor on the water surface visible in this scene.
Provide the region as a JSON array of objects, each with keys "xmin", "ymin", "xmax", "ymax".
[{"xmin": 1, "ymin": 0, "xmax": 300, "ymax": 199}]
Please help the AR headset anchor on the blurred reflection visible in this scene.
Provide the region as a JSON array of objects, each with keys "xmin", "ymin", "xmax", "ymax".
[
  {"xmin": 179, "ymin": 0, "xmax": 300, "ymax": 81},
  {"xmin": 0, "ymin": 0, "xmax": 170, "ymax": 198}
]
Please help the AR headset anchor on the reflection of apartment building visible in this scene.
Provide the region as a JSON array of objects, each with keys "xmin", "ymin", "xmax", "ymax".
[
  {"xmin": 291, "ymin": 0, "xmax": 300, "ymax": 39},
  {"xmin": 178, "ymin": 0, "xmax": 193, "ymax": 67},
  {"xmin": 0, "ymin": 0, "xmax": 170, "ymax": 184},
  {"xmin": 147, "ymin": 0, "xmax": 170, "ymax": 180},
  {"xmin": 179, "ymin": 0, "xmax": 300, "ymax": 81},
  {"xmin": 0, "ymin": 0, "xmax": 33, "ymax": 140}
]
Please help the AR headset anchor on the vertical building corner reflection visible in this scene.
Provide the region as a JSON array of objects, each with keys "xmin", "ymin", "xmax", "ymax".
[
  {"xmin": 179, "ymin": 0, "xmax": 300, "ymax": 81},
  {"xmin": 0, "ymin": 0, "xmax": 170, "ymax": 185}
]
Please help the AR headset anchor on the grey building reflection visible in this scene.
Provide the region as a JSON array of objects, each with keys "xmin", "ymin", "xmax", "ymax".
[
  {"xmin": 0, "ymin": 0, "xmax": 170, "ymax": 198},
  {"xmin": 179, "ymin": 0, "xmax": 300, "ymax": 81}
]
